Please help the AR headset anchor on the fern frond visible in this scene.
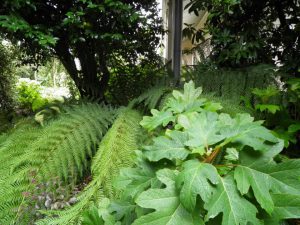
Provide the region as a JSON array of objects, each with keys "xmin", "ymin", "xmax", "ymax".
[
  {"xmin": 185, "ymin": 64, "xmax": 284, "ymax": 103},
  {"xmin": 129, "ymin": 85, "xmax": 171, "ymax": 111},
  {"xmin": 0, "ymin": 132, "xmax": 8, "ymax": 146},
  {"xmin": 0, "ymin": 121, "xmax": 42, "ymax": 179},
  {"xmin": 0, "ymin": 103, "xmax": 115, "ymax": 225},
  {"xmin": 201, "ymin": 93, "xmax": 254, "ymax": 116},
  {"xmin": 36, "ymin": 108, "xmax": 143, "ymax": 225}
]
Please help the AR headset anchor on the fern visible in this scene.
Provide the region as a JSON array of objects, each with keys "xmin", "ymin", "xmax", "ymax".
[
  {"xmin": 185, "ymin": 63, "xmax": 287, "ymax": 103},
  {"xmin": 200, "ymin": 93, "xmax": 254, "ymax": 116},
  {"xmin": 0, "ymin": 132, "xmax": 8, "ymax": 146},
  {"xmin": 0, "ymin": 103, "xmax": 115, "ymax": 225},
  {"xmin": 36, "ymin": 108, "xmax": 143, "ymax": 225},
  {"xmin": 129, "ymin": 85, "xmax": 171, "ymax": 111}
]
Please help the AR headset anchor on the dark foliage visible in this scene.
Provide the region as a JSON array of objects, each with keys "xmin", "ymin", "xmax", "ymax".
[
  {"xmin": 0, "ymin": 42, "xmax": 15, "ymax": 112},
  {"xmin": 186, "ymin": 0, "xmax": 300, "ymax": 74},
  {"xmin": 0, "ymin": 0, "xmax": 163, "ymax": 99}
]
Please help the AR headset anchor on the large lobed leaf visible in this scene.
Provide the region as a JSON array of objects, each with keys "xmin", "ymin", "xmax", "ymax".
[
  {"xmin": 144, "ymin": 130, "xmax": 190, "ymax": 161},
  {"xmin": 204, "ymin": 174, "xmax": 260, "ymax": 225},
  {"xmin": 235, "ymin": 159, "xmax": 300, "ymax": 214},
  {"xmin": 140, "ymin": 109, "xmax": 175, "ymax": 131},
  {"xmin": 218, "ymin": 113, "xmax": 278, "ymax": 151},
  {"xmin": 178, "ymin": 112, "xmax": 225, "ymax": 150},
  {"xmin": 166, "ymin": 81, "xmax": 206, "ymax": 114},
  {"xmin": 176, "ymin": 160, "xmax": 219, "ymax": 211},
  {"xmin": 133, "ymin": 169, "xmax": 203, "ymax": 225}
]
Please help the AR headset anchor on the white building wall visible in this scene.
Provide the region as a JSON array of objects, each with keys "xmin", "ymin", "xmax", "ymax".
[{"xmin": 161, "ymin": 0, "xmax": 208, "ymax": 65}]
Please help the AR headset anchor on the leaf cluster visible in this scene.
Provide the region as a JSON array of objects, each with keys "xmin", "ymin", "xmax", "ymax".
[
  {"xmin": 36, "ymin": 108, "xmax": 143, "ymax": 225},
  {"xmin": 185, "ymin": 0, "xmax": 300, "ymax": 72},
  {"xmin": 0, "ymin": 0, "xmax": 163, "ymax": 98},
  {"xmin": 89, "ymin": 81, "xmax": 300, "ymax": 225},
  {"xmin": 0, "ymin": 103, "xmax": 115, "ymax": 224}
]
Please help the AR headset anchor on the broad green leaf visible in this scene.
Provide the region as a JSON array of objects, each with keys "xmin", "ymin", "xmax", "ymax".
[
  {"xmin": 177, "ymin": 114, "xmax": 191, "ymax": 128},
  {"xmin": 179, "ymin": 112, "xmax": 225, "ymax": 149},
  {"xmin": 234, "ymin": 160, "xmax": 300, "ymax": 214},
  {"xmin": 96, "ymin": 198, "xmax": 117, "ymax": 225},
  {"xmin": 203, "ymin": 101, "xmax": 223, "ymax": 112},
  {"xmin": 273, "ymin": 128, "xmax": 294, "ymax": 147},
  {"xmin": 144, "ymin": 131, "xmax": 190, "ymax": 161},
  {"xmin": 83, "ymin": 199, "xmax": 119, "ymax": 225},
  {"xmin": 166, "ymin": 81, "xmax": 206, "ymax": 113},
  {"xmin": 140, "ymin": 109, "xmax": 175, "ymax": 131},
  {"xmin": 173, "ymin": 81, "xmax": 203, "ymax": 102},
  {"xmin": 288, "ymin": 123, "xmax": 300, "ymax": 133},
  {"xmin": 176, "ymin": 160, "xmax": 219, "ymax": 211},
  {"xmin": 270, "ymin": 194, "xmax": 300, "ymax": 219},
  {"xmin": 263, "ymin": 194, "xmax": 300, "ymax": 225},
  {"xmin": 82, "ymin": 206, "xmax": 104, "ymax": 225},
  {"xmin": 204, "ymin": 174, "xmax": 260, "ymax": 225},
  {"xmin": 255, "ymin": 104, "xmax": 280, "ymax": 114},
  {"xmin": 219, "ymin": 113, "xmax": 278, "ymax": 151},
  {"xmin": 252, "ymin": 86, "xmax": 279, "ymax": 99},
  {"xmin": 114, "ymin": 163, "xmax": 157, "ymax": 199},
  {"xmin": 234, "ymin": 165, "xmax": 274, "ymax": 214},
  {"xmin": 110, "ymin": 201, "xmax": 136, "ymax": 221},
  {"xmin": 133, "ymin": 169, "xmax": 203, "ymax": 225},
  {"xmin": 239, "ymin": 140, "xmax": 284, "ymax": 164},
  {"xmin": 224, "ymin": 148, "xmax": 239, "ymax": 161}
]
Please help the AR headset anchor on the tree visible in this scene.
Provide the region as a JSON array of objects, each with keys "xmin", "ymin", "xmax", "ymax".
[
  {"xmin": 0, "ymin": 0, "xmax": 163, "ymax": 99},
  {"xmin": 186, "ymin": 0, "xmax": 300, "ymax": 75},
  {"xmin": 0, "ymin": 42, "xmax": 15, "ymax": 112}
]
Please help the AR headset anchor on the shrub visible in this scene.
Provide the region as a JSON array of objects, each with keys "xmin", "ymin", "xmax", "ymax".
[
  {"xmin": 0, "ymin": 42, "xmax": 15, "ymax": 112},
  {"xmin": 0, "ymin": 103, "xmax": 115, "ymax": 224},
  {"xmin": 183, "ymin": 63, "xmax": 287, "ymax": 103},
  {"xmin": 16, "ymin": 78, "xmax": 49, "ymax": 112},
  {"xmin": 83, "ymin": 81, "xmax": 300, "ymax": 225},
  {"xmin": 36, "ymin": 108, "xmax": 143, "ymax": 225}
]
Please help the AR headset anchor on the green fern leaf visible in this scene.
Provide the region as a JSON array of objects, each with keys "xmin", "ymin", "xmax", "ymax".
[
  {"xmin": 0, "ymin": 103, "xmax": 115, "ymax": 224},
  {"xmin": 36, "ymin": 108, "xmax": 142, "ymax": 225}
]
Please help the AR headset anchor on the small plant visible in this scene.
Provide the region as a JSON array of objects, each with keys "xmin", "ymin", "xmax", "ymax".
[
  {"xmin": 251, "ymin": 86, "xmax": 281, "ymax": 114},
  {"xmin": 16, "ymin": 78, "xmax": 49, "ymax": 112},
  {"xmin": 243, "ymin": 81, "xmax": 300, "ymax": 150},
  {"xmin": 83, "ymin": 81, "xmax": 300, "ymax": 224}
]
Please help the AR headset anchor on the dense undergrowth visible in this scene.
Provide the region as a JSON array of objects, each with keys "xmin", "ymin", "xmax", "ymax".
[
  {"xmin": 0, "ymin": 103, "xmax": 114, "ymax": 224},
  {"xmin": 0, "ymin": 81, "xmax": 299, "ymax": 225}
]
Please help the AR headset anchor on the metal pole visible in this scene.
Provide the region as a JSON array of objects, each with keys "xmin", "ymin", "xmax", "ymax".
[{"xmin": 172, "ymin": 0, "xmax": 183, "ymax": 84}]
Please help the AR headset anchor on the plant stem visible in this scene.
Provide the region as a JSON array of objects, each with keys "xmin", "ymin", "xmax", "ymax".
[
  {"xmin": 215, "ymin": 164, "xmax": 238, "ymax": 167},
  {"xmin": 204, "ymin": 146, "xmax": 221, "ymax": 163}
]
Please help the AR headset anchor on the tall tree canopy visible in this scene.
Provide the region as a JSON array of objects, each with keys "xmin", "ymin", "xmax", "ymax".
[
  {"xmin": 0, "ymin": 0, "xmax": 162, "ymax": 98},
  {"xmin": 186, "ymin": 0, "xmax": 300, "ymax": 74}
]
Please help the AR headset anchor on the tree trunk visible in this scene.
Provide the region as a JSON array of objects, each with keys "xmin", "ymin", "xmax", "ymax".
[{"xmin": 54, "ymin": 39, "xmax": 109, "ymax": 100}]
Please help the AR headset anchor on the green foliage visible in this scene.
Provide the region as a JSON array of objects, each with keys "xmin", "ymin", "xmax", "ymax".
[
  {"xmin": 201, "ymin": 93, "xmax": 253, "ymax": 116},
  {"xmin": 37, "ymin": 108, "xmax": 142, "ymax": 225},
  {"xmin": 247, "ymin": 85, "xmax": 281, "ymax": 114},
  {"xmin": 0, "ymin": 42, "xmax": 15, "ymax": 111},
  {"xmin": 89, "ymin": 81, "xmax": 300, "ymax": 224},
  {"xmin": 0, "ymin": 0, "xmax": 163, "ymax": 98},
  {"xmin": 185, "ymin": 0, "xmax": 300, "ymax": 72},
  {"xmin": 0, "ymin": 103, "xmax": 114, "ymax": 224},
  {"xmin": 0, "ymin": 112, "xmax": 12, "ymax": 133},
  {"xmin": 82, "ymin": 198, "xmax": 116, "ymax": 225},
  {"xmin": 242, "ymin": 78, "xmax": 300, "ymax": 150},
  {"xmin": 106, "ymin": 66, "xmax": 167, "ymax": 106},
  {"xmin": 252, "ymin": 86, "xmax": 280, "ymax": 103},
  {"xmin": 129, "ymin": 83, "xmax": 172, "ymax": 111},
  {"xmin": 16, "ymin": 79, "xmax": 49, "ymax": 112},
  {"xmin": 286, "ymin": 78, "xmax": 300, "ymax": 121},
  {"xmin": 184, "ymin": 63, "xmax": 284, "ymax": 103}
]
